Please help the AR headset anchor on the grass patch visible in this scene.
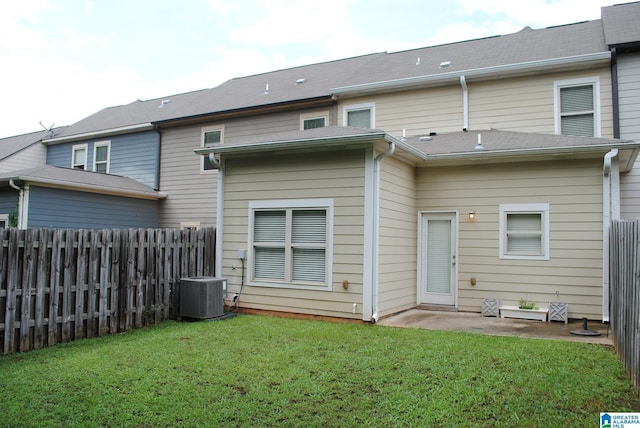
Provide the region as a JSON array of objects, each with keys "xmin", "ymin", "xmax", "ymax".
[{"xmin": 1, "ymin": 315, "xmax": 638, "ymax": 427}]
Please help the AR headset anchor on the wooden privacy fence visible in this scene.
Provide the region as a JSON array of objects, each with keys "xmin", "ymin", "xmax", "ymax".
[
  {"xmin": 609, "ymin": 219, "xmax": 640, "ymax": 394},
  {"xmin": 0, "ymin": 227, "xmax": 215, "ymax": 354}
]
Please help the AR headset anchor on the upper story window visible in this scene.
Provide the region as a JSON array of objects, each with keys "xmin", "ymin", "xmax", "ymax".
[
  {"xmin": 343, "ymin": 102, "xmax": 375, "ymax": 128},
  {"xmin": 202, "ymin": 126, "xmax": 224, "ymax": 171},
  {"xmin": 554, "ymin": 77, "xmax": 600, "ymax": 137},
  {"xmin": 72, "ymin": 144, "xmax": 88, "ymax": 170},
  {"xmin": 300, "ymin": 111, "xmax": 329, "ymax": 130},
  {"xmin": 499, "ymin": 203, "xmax": 550, "ymax": 261},
  {"xmin": 93, "ymin": 141, "xmax": 110, "ymax": 174},
  {"xmin": 248, "ymin": 199, "xmax": 334, "ymax": 290}
]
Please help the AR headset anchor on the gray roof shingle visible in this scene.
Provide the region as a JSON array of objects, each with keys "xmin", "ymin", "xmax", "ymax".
[
  {"xmin": 0, "ymin": 128, "xmax": 64, "ymax": 160},
  {"xmin": 0, "ymin": 165, "xmax": 165, "ymax": 199},
  {"xmin": 49, "ymin": 11, "xmax": 630, "ymax": 140},
  {"xmin": 602, "ymin": 1, "xmax": 640, "ymax": 47}
]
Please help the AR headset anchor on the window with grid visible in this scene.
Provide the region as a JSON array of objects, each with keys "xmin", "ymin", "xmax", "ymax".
[
  {"xmin": 72, "ymin": 144, "xmax": 87, "ymax": 170},
  {"xmin": 250, "ymin": 200, "xmax": 332, "ymax": 289},
  {"xmin": 93, "ymin": 141, "xmax": 110, "ymax": 173},
  {"xmin": 202, "ymin": 127, "xmax": 224, "ymax": 171},
  {"xmin": 499, "ymin": 204, "xmax": 549, "ymax": 260},
  {"xmin": 555, "ymin": 78, "xmax": 599, "ymax": 137}
]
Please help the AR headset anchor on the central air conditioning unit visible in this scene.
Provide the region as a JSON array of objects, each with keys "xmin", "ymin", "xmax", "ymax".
[{"xmin": 179, "ymin": 277, "xmax": 227, "ymax": 319}]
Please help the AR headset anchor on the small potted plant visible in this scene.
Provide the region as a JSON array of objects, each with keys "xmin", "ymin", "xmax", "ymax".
[{"xmin": 518, "ymin": 298, "xmax": 537, "ymax": 310}]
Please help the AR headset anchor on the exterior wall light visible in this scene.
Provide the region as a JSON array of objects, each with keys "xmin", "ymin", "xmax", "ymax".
[{"xmin": 469, "ymin": 211, "xmax": 476, "ymax": 221}]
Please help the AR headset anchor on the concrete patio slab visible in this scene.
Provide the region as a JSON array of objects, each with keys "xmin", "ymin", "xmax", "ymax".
[{"xmin": 378, "ymin": 309, "xmax": 612, "ymax": 345}]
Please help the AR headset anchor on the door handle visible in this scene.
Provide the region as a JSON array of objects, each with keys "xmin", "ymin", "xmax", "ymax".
[{"xmin": 452, "ymin": 255, "xmax": 456, "ymax": 266}]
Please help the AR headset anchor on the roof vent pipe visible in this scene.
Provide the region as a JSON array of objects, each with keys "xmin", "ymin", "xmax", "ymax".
[
  {"xmin": 460, "ymin": 75, "xmax": 469, "ymax": 131},
  {"xmin": 475, "ymin": 134, "xmax": 485, "ymax": 151}
]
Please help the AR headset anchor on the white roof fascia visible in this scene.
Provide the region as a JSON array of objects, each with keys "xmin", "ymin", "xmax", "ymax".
[
  {"xmin": 422, "ymin": 141, "xmax": 640, "ymax": 164},
  {"xmin": 194, "ymin": 133, "xmax": 387, "ymax": 155},
  {"xmin": 194, "ymin": 132, "xmax": 428, "ymax": 161},
  {"xmin": 43, "ymin": 123, "xmax": 155, "ymax": 144},
  {"xmin": 331, "ymin": 52, "xmax": 611, "ymax": 95}
]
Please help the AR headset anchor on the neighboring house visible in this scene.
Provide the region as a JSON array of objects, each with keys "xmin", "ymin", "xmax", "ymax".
[
  {"xmin": 0, "ymin": 165, "xmax": 165, "ymax": 229},
  {"xmin": 0, "ymin": 128, "xmax": 63, "ymax": 173}
]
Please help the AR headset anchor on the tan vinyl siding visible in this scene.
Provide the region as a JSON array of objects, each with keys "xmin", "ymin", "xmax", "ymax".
[
  {"xmin": 222, "ymin": 149, "xmax": 366, "ymax": 319},
  {"xmin": 338, "ymin": 68, "xmax": 613, "ymax": 138},
  {"xmin": 417, "ymin": 158, "xmax": 605, "ymax": 319},
  {"xmin": 158, "ymin": 108, "xmax": 335, "ymax": 228},
  {"xmin": 0, "ymin": 144, "xmax": 46, "ymax": 173},
  {"xmin": 378, "ymin": 156, "xmax": 417, "ymax": 317},
  {"xmin": 618, "ymin": 53, "xmax": 640, "ymax": 219},
  {"xmin": 158, "ymin": 125, "xmax": 217, "ymax": 228}
]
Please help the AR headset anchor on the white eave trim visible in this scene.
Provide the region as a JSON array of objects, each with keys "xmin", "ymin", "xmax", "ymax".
[
  {"xmin": 421, "ymin": 141, "xmax": 640, "ymax": 164},
  {"xmin": 331, "ymin": 52, "xmax": 612, "ymax": 95},
  {"xmin": 195, "ymin": 133, "xmax": 385, "ymax": 155},
  {"xmin": 194, "ymin": 132, "xmax": 427, "ymax": 161},
  {"xmin": 43, "ymin": 123, "xmax": 154, "ymax": 144}
]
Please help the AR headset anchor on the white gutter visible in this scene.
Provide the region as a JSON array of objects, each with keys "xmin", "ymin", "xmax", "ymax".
[
  {"xmin": 332, "ymin": 52, "xmax": 611, "ymax": 95},
  {"xmin": 43, "ymin": 123, "xmax": 154, "ymax": 144},
  {"xmin": 422, "ymin": 141, "xmax": 640, "ymax": 163},
  {"xmin": 370, "ymin": 140, "xmax": 396, "ymax": 323},
  {"xmin": 602, "ymin": 149, "xmax": 619, "ymax": 323},
  {"xmin": 8, "ymin": 180, "xmax": 26, "ymax": 229},
  {"xmin": 195, "ymin": 133, "xmax": 425, "ymax": 163},
  {"xmin": 460, "ymin": 75, "xmax": 468, "ymax": 131}
]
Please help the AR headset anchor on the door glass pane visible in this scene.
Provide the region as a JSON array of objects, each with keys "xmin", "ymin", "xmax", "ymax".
[{"xmin": 426, "ymin": 220, "xmax": 451, "ymax": 294}]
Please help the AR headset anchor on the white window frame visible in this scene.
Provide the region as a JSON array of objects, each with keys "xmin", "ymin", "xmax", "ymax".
[
  {"xmin": 343, "ymin": 102, "xmax": 375, "ymax": 128},
  {"xmin": 72, "ymin": 143, "xmax": 88, "ymax": 170},
  {"xmin": 0, "ymin": 214, "xmax": 8, "ymax": 228},
  {"xmin": 247, "ymin": 199, "xmax": 334, "ymax": 290},
  {"xmin": 553, "ymin": 77, "xmax": 601, "ymax": 137},
  {"xmin": 201, "ymin": 125, "xmax": 224, "ymax": 172},
  {"xmin": 499, "ymin": 203, "xmax": 550, "ymax": 260},
  {"xmin": 93, "ymin": 140, "xmax": 111, "ymax": 174},
  {"xmin": 300, "ymin": 111, "xmax": 329, "ymax": 130}
]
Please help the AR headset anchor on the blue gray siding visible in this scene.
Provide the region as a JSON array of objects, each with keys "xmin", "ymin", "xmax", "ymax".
[
  {"xmin": 0, "ymin": 187, "xmax": 18, "ymax": 216},
  {"xmin": 46, "ymin": 131, "xmax": 160, "ymax": 189},
  {"xmin": 27, "ymin": 186, "xmax": 159, "ymax": 229}
]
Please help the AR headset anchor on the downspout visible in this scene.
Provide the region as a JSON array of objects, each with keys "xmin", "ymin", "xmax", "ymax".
[
  {"xmin": 611, "ymin": 48, "xmax": 620, "ymax": 139},
  {"xmin": 370, "ymin": 140, "xmax": 395, "ymax": 323},
  {"xmin": 602, "ymin": 149, "xmax": 619, "ymax": 323},
  {"xmin": 210, "ymin": 153, "xmax": 224, "ymax": 279},
  {"xmin": 460, "ymin": 75, "xmax": 468, "ymax": 131},
  {"xmin": 8, "ymin": 180, "xmax": 24, "ymax": 229}
]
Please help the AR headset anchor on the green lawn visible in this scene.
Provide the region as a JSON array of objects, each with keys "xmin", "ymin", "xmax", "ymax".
[{"xmin": 0, "ymin": 314, "xmax": 637, "ymax": 427}]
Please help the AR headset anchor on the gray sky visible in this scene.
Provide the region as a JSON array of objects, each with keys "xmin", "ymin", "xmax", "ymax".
[{"xmin": 0, "ymin": 0, "xmax": 631, "ymax": 138}]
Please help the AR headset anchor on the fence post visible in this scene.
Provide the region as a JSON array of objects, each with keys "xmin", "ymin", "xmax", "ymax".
[
  {"xmin": 3, "ymin": 229, "xmax": 20, "ymax": 354},
  {"xmin": 20, "ymin": 229, "xmax": 36, "ymax": 352},
  {"xmin": 110, "ymin": 230, "xmax": 121, "ymax": 334}
]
